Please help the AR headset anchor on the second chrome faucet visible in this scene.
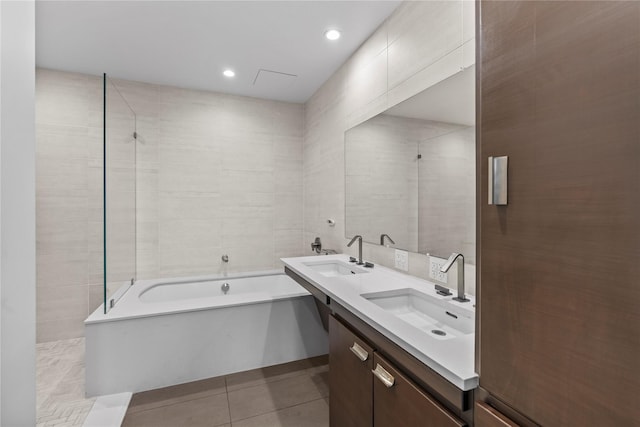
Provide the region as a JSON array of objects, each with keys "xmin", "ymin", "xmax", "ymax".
[
  {"xmin": 380, "ymin": 233, "xmax": 395, "ymax": 247},
  {"xmin": 440, "ymin": 253, "xmax": 470, "ymax": 302},
  {"xmin": 347, "ymin": 235, "xmax": 364, "ymax": 265}
]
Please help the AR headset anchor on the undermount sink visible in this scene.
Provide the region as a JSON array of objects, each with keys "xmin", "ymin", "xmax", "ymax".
[
  {"xmin": 361, "ymin": 288, "xmax": 474, "ymax": 339},
  {"xmin": 303, "ymin": 260, "xmax": 368, "ymax": 277}
]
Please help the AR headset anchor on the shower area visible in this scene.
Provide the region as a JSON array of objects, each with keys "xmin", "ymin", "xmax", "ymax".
[
  {"xmin": 35, "ymin": 67, "xmax": 318, "ymax": 424},
  {"xmin": 83, "ymin": 74, "xmax": 326, "ymax": 396},
  {"xmin": 94, "ymin": 74, "xmax": 314, "ymax": 315},
  {"xmin": 97, "ymin": 71, "xmax": 320, "ymax": 306},
  {"xmin": 35, "ymin": 68, "xmax": 318, "ymax": 425}
]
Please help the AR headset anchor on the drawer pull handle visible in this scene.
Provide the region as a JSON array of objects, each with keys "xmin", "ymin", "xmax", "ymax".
[
  {"xmin": 349, "ymin": 342, "xmax": 369, "ymax": 362},
  {"xmin": 372, "ymin": 363, "xmax": 395, "ymax": 388}
]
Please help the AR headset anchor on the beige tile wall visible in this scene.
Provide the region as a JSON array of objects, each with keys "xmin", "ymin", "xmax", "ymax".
[
  {"xmin": 345, "ymin": 114, "xmax": 420, "ymax": 251},
  {"xmin": 36, "ymin": 69, "xmax": 304, "ymax": 342},
  {"xmin": 117, "ymin": 79, "xmax": 305, "ymax": 279},
  {"xmin": 303, "ymin": 1, "xmax": 476, "ymax": 292},
  {"xmin": 36, "ymin": 70, "xmax": 102, "ymax": 342},
  {"xmin": 418, "ymin": 126, "xmax": 475, "ymax": 263},
  {"xmin": 345, "ymin": 114, "xmax": 466, "ymax": 253}
]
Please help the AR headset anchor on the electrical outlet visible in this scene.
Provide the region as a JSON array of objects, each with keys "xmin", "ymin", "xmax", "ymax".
[
  {"xmin": 429, "ymin": 256, "xmax": 448, "ymax": 283},
  {"xmin": 394, "ymin": 249, "xmax": 409, "ymax": 271}
]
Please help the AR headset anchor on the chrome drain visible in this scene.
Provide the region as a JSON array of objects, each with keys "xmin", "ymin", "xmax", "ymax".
[{"xmin": 431, "ymin": 329, "xmax": 446, "ymax": 336}]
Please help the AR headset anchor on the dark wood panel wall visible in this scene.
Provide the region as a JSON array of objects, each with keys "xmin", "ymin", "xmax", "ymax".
[{"xmin": 477, "ymin": 1, "xmax": 640, "ymax": 425}]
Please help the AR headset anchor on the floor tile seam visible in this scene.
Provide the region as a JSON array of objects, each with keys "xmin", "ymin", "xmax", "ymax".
[
  {"xmin": 41, "ymin": 392, "xmax": 94, "ymax": 402},
  {"xmin": 229, "ymin": 396, "xmax": 328, "ymax": 425},
  {"xmin": 67, "ymin": 408, "xmax": 91, "ymax": 426},
  {"xmin": 39, "ymin": 392, "xmax": 94, "ymax": 403},
  {"xmin": 51, "ymin": 385, "xmax": 86, "ymax": 395},
  {"xmin": 37, "ymin": 365, "xmax": 78, "ymax": 383},
  {"xmin": 38, "ymin": 360, "xmax": 77, "ymax": 372},
  {"xmin": 36, "ymin": 412, "xmax": 69, "ymax": 423},
  {"xmin": 126, "ymin": 392, "xmax": 228, "ymax": 416},
  {"xmin": 225, "ymin": 366, "xmax": 309, "ymax": 383},
  {"xmin": 48, "ymin": 380, "xmax": 87, "ymax": 392},
  {"xmin": 36, "ymin": 376, "xmax": 71, "ymax": 389},
  {"xmin": 36, "ymin": 407, "xmax": 91, "ymax": 421},
  {"xmin": 225, "ymin": 370, "xmax": 310, "ymax": 393},
  {"xmin": 38, "ymin": 348, "xmax": 83, "ymax": 357},
  {"xmin": 224, "ymin": 376, "xmax": 233, "ymax": 426},
  {"xmin": 126, "ymin": 387, "xmax": 228, "ymax": 414},
  {"xmin": 53, "ymin": 399, "xmax": 95, "ymax": 409},
  {"xmin": 228, "ymin": 394, "xmax": 327, "ymax": 423}
]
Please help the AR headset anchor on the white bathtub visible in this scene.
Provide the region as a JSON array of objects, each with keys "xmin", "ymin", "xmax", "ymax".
[
  {"xmin": 85, "ymin": 270, "xmax": 328, "ymax": 397},
  {"xmin": 139, "ymin": 273, "xmax": 304, "ymax": 304}
]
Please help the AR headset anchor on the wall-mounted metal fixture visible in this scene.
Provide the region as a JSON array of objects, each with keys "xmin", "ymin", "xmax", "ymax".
[
  {"xmin": 488, "ymin": 156, "xmax": 508, "ymax": 205},
  {"xmin": 327, "ymin": 219, "xmax": 335, "ymax": 227},
  {"xmin": 221, "ymin": 282, "xmax": 230, "ymax": 294},
  {"xmin": 311, "ymin": 237, "xmax": 322, "ymax": 253}
]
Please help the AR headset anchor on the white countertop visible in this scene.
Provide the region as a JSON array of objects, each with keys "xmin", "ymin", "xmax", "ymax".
[{"xmin": 281, "ymin": 254, "xmax": 478, "ymax": 391}]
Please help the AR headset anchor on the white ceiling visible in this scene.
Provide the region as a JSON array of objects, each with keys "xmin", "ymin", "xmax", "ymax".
[
  {"xmin": 385, "ymin": 66, "xmax": 476, "ymax": 126},
  {"xmin": 36, "ymin": 1, "xmax": 401, "ymax": 103}
]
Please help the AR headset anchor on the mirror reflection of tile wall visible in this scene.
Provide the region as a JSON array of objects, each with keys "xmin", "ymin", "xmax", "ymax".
[
  {"xmin": 418, "ymin": 126, "xmax": 475, "ymax": 263},
  {"xmin": 345, "ymin": 112, "xmax": 475, "ymax": 262}
]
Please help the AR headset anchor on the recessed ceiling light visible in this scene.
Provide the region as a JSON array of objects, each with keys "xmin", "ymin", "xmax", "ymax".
[
  {"xmin": 223, "ymin": 69, "xmax": 235, "ymax": 78},
  {"xmin": 325, "ymin": 29, "xmax": 341, "ymax": 41}
]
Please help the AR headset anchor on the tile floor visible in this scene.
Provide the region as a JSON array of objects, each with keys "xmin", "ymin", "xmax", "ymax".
[
  {"xmin": 37, "ymin": 337, "xmax": 329, "ymax": 427},
  {"xmin": 36, "ymin": 338, "xmax": 95, "ymax": 427},
  {"xmin": 122, "ymin": 355, "xmax": 330, "ymax": 427}
]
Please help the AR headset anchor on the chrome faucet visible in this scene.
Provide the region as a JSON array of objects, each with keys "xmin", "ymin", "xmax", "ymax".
[
  {"xmin": 440, "ymin": 253, "xmax": 470, "ymax": 302},
  {"xmin": 347, "ymin": 235, "xmax": 364, "ymax": 265},
  {"xmin": 380, "ymin": 234, "xmax": 395, "ymax": 246}
]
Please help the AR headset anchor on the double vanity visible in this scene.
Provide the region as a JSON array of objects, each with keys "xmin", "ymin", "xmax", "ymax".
[{"xmin": 282, "ymin": 254, "xmax": 477, "ymax": 426}]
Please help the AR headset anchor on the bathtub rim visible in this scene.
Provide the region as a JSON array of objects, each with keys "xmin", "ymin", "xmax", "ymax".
[{"xmin": 85, "ymin": 269, "xmax": 311, "ymax": 325}]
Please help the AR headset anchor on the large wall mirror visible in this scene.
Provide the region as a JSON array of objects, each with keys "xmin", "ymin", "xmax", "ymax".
[{"xmin": 345, "ymin": 66, "xmax": 476, "ymax": 264}]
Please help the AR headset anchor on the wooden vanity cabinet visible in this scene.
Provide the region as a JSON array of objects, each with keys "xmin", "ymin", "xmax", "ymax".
[
  {"xmin": 283, "ymin": 269, "xmax": 473, "ymax": 426},
  {"xmin": 329, "ymin": 314, "xmax": 373, "ymax": 427},
  {"xmin": 372, "ymin": 353, "xmax": 466, "ymax": 427},
  {"xmin": 329, "ymin": 314, "xmax": 468, "ymax": 427}
]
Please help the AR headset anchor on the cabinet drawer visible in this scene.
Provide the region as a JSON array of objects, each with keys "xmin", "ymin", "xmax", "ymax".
[
  {"xmin": 475, "ymin": 402, "xmax": 519, "ymax": 427},
  {"xmin": 372, "ymin": 353, "xmax": 466, "ymax": 427},
  {"xmin": 332, "ymin": 302, "xmax": 471, "ymax": 412},
  {"xmin": 330, "ymin": 315, "xmax": 374, "ymax": 427}
]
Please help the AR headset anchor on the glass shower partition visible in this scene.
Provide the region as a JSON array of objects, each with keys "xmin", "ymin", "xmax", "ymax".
[{"xmin": 103, "ymin": 74, "xmax": 137, "ymax": 313}]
